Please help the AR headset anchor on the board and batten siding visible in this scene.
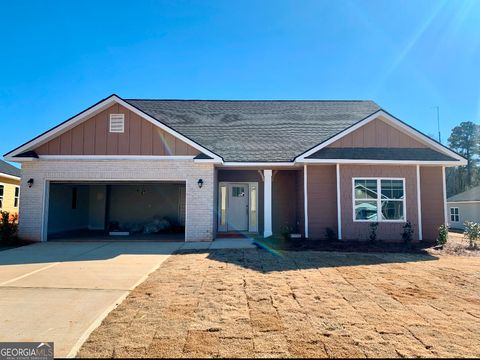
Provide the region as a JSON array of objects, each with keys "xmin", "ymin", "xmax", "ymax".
[
  {"xmin": 35, "ymin": 103, "xmax": 200, "ymax": 156},
  {"xmin": 306, "ymin": 165, "xmax": 338, "ymax": 239},
  {"xmin": 420, "ymin": 166, "xmax": 445, "ymax": 240},
  {"xmin": 328, "ymin": 118, "xmax": 427, "ymax": 148},
  {"xmin": 328, "ymin": 164, "xmax": 420, "ymax": 241}
]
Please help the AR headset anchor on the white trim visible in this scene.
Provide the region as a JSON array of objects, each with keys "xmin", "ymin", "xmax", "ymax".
[
  {"xmin": 222, "ymin": 162, "xmax": 296, "ymax": 167},
  {"xmin": 300, "ymin": 159, "xmax": 464, "ymax": 166},
  {"xmin": 336, "ymin": 164, "xmax": 342, "ymax": 240},
  {"xmin": 109, "ymin": 113, "xmax": 125, "ymax": 133},
  {"xmin": 263, "ymin": 170, "xmax": 273, "ymax": 238},
  {"xmin": 442, "ymin": 166, "xmax": 448, "ymax": 225},
  {"xmin": 37, "ymin": 155, "xmax": 196, "ymax": 161},
  {"xmin": 295, "ymin": 110, "xmax": 467, "ymax": 164},
  {"xmin": 352, "ymin": 177, "xmax": 406, "ymax": 223},
  {"xmin": 5, "ymin": 94, "xmax": 222, "ymax": 162},
  {"xmin": 13, "ymin": 185, "xmax": 19, "ymax": 208},
  {"xmin": 0, "ymin": 183, "xmax": 3, "ymax": 210},
  {"xmin": 217, "ymin": 181, "xmax": 259, "ymax": 233},
  {"xmin": 447, "ymin": 200, "xmax": 480, "ymax": 204},
  {"xmin": 41, "ymin": 180, "xmax": 49, "ymax": 242},
  {"xmin": 42, "ymin": 178, "xmax": 188, "ymax": 242},
  {"xmin": 303, "ymin": 164, "xmax": 308, "ymax": 238},
  {"xmin": 0, "ymin": 173, "xmax": 20, "ymax": 181},
  {"xmin": 416, "ymin": 165, "xmax": 423, "ymax": 241},
  {"xmin": 449, "ymin": 206, "xmax": 460, "ymax": 223},
  {"xmin": 193, "ymin": 158, "xmax": 223, "ymax": 164}
]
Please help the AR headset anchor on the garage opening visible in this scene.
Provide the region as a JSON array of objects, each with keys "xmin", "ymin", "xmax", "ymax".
[{"xmin": 46, "ymin": 181, "xmax": 186, "ymax": 241}]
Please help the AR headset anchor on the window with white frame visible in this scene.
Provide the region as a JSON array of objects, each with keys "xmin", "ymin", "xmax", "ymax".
[
  {"xmin": 0, "ymin": 185, "xmax": 3, "ymax": 209},
  {"xmin": 14, "ymin": 186, "xmax": 19, "ymax": 208},
  {"xmin": 353, "ymin": 178, "xmax": 406, "ymax": 222},
  {"xmin": 450, "ymin": 207, "xmax": 459, "ymax": 222}
]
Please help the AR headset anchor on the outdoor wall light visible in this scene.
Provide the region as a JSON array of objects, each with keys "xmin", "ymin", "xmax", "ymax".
[
  {"xmin": 27, "ymin": 178, "xmax": 34, "ymax": 188},
  {"xmin": 197, "ymin": 179, "xmax": 204, "ymax": 188}
]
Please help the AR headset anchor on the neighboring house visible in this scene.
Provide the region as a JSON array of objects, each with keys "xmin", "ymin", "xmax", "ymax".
[
  {"xmin": 4, "ymin": 94, "xmax": 467, "ymax": 242},
  {"xmin": 0, "ymin": 160, "xmax": 21, "ymax": 215},
  {"xmin": 447, "ymin": 186, "xmax": 480, "ymax": 229}
]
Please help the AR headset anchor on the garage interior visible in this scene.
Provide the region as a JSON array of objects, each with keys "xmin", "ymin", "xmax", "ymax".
[{"xmin": 47, "ymin": 181, "xmax": 186, "ymax": 241}]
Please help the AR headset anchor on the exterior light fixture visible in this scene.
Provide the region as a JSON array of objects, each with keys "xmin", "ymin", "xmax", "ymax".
[
  {"xmin": 197, "ymin": 179, "xmax": 204, "ymax": 188},
  {"xmin": 27, "ymin": 178, "xmax": 34, "ymax": 188}
]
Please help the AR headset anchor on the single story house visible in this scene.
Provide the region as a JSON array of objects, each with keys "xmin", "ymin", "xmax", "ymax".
[
  {"xmin": 0, "ymin": 160, "xmax": 21, "ymax": 215},
  {"xmin": 4, "ymin": 94, "xmax": 466, "ymax": 242},
  {"xmin": 447, "ymin": 185, "xmax": 480, "ymax": 229}
]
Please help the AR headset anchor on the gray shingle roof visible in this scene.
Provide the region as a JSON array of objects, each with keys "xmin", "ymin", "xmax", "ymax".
[
  {"xmin": 0, "ymin": 160, "xmax": 20, "ymax": 177},
  {"xmin": 125, "ymin": 99, "xmax": 381, "ymax": 162},
  {"xmin": 448, "ymin": 186, "xmax": 480, "ymax": 202},
  {"xmin": 306, "ymin": 147, "xmax": 459, "ymax": 162}
]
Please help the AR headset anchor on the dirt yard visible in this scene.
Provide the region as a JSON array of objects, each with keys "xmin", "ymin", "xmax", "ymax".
[{"xmin": 78, "ymin": 248, "xmax": 480, "ymax": 358}]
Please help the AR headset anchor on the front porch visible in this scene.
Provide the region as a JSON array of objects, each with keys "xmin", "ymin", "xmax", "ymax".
[{"xmin": 215, "ymin": 168, "xmax": 305, "ymax": 238}]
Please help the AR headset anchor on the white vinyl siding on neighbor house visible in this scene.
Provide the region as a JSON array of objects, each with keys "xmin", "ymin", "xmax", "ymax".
[
  {"xmin": 353, "ymin": 177, "xmax": 406, "ymax": 222},
  {"xmin": 450, "ymin": 207, "xmax": 459, "ymax": 222},
  {"xmin": 447, "ymin": 202, "xmax": 480, "ymax": 229}
]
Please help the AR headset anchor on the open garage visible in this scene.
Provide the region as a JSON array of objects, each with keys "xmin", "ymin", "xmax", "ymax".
[{"xmin": 46, "ymin": 181, "xmax": 186, "ymax": 241}]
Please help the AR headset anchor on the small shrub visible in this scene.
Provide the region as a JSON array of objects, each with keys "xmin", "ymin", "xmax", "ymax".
[
  {"xmin": 280, "ymin": 224, "xmax": 294, "ymax": 241},
  {"xmin": 369, "ymin": 222, "xmax": 379, "ymax": 242},
  {"xmin": 437, "ymin": 224, "xmax": 449, "ymax": 246},
  {"xmin": 402, "ymin": 221, "xmax": 414, "ymax": 244},
  {"xmin": 463, "ymin": 221, "xmax": 480, "ymax": 249},
  {"xmin": 325, "ymin": 227, "xmax": 336, "ymax": 240},
  {"xmin": 0, "ymin": 211, "xmax": 18, "ymax": 243}
]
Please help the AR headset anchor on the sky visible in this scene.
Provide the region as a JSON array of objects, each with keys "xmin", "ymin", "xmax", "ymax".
[{"xmin": 1, "ymin": 0, "xmax": 479, "ymax": 163}]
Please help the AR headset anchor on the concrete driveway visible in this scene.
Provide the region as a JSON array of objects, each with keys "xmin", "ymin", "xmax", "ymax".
[{"xmin": 0, "ymin": 241, "xmax": 183, "ymax": 357}]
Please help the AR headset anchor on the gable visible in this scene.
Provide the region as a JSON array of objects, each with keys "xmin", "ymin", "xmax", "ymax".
[
  {"xmin": 34, "ymin": 103, "xmax": 200, "ymax": 156},
  {"xmin": 327, "ymin": 118, "xmax": 427, "ymax": 149}
]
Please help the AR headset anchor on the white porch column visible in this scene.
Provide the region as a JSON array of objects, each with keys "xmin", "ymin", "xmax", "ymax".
[{"xmin": 263, "ymin": 169, "xmax": 273, "ymax": 238}]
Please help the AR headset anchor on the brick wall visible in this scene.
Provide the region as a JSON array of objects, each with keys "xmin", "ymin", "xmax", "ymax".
[{"xmin": 19, "ymin": 160, "xmax": 215, "ymax": 242}]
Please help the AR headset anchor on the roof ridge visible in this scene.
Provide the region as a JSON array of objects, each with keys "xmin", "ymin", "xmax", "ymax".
[{"xmin": 125, "ymin": 99, "xmax": 376, "ymax": 103}]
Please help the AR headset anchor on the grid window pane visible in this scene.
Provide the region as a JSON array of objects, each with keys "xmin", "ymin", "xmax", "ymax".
[
  {"xmin": 0, "ymin": 185, "xmax": 3, "ymax": 209},
  {"xmin": 381, "ymin": 180, "xmax": 404, "ymax": 199},
  {"xmin": 355, "ymin": 200, "xmax": 378, "ymax": 220},
  {"xmin": 381, "ymin": 200, "xmax": 404, "ymax": 220},
  {"xmin": 354, "ymin": 180, "xmax": 377, "ymax": 199},
  {"xmin": 14, "ymin": 187, "xmax": 19, "ymax": 207},
  {"xmin": 232, "ymin": 186, "xmax": 245, "ymax": 197},
  {"xmin": 450, "ymin": 208, "xmax": 459, "ymax": 222}
]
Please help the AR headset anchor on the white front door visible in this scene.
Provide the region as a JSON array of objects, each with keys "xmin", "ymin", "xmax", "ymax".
[{"xmin": 227, "ymin": 184, "xmax": 249, "ymax": 231}]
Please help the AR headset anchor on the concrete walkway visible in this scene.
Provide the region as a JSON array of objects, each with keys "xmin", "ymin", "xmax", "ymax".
[{"xmin": 0, "ymin": 239, "xmax": 255, "ymax": 357}]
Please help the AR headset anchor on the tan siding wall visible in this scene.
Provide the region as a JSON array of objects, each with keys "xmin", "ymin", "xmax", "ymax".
[
  {"xmin": 35, "ymin": 104, "xmax": 200, "ymax": 156},
  {"xmin": 307, "ymin": 165, "xmax": 338, "ymax": 239},
  {"xmin": 328, "ymin": 119, "xmax": 427, "ymax": 148},
  {"xmin": 296, "ymin": 169, "xmax": 305, "ymax": 236},
  {"xmin": 420, "ymin": 166, "xmax": 444, "ymax": 240},
  {"xmin": 272, "ymin": 171, "xmax": 298, "ymax": 235},
  {"xmin": 0, "ymin": 176, "xmax": 20, "ymax": 215},
  {"xmin": 339, "ymin": 165, "xmax": 420, "ymax": 241}
]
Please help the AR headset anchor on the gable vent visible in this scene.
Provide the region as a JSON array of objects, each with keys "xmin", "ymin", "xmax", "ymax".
[{"xmin": 109, "ymin": 114, "xmax": 125, "ymax": 133}]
